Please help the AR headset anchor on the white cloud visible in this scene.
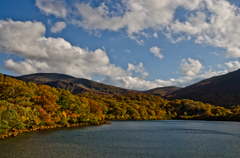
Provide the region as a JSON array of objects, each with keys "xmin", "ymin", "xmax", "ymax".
[
  {"xmin": 138, "ymin": 72, "xmax": 149, "ymax": 80},
  {"xmin": 167, "ymin": 0, "xmax": 240, "ymax": 58},
  {"xmin": 33, "ymin": 0, "xmax": 240, "ymax": 57},
  {"xmin": 179, "ymin": 58, "xmax": 203, "ymax": 76},
  {"xmin": 0, "ymin": 19, "xmax": 127, "ymax": 79},
  {"xmin": 75, "ymin": 0, "xmax": 201, "ymax": 35},
  {"xmin": 35, "ymin": 0, "xmax": 67, "ymax": 18},
  {"xmin": 225, "ymin": 61, "xmax": 240, "ymax": 71},
  {"xmin": 47, "ymin": 20, "xmax": 52, "ymax": 25},
  {"xmin": 129, "ymin": 35, "xmax": 145, "ymax": 45},
  {"xmin": 35, "ymin": 0, "xmax": 240, "ymax": 56},
  {"xmin": 0, "ymin": 19, "xmax": 47, "ymax": 58},
  {"xmin": 103, "ymin": 59, "xmax": 240, "ymax": 91},
  {"xmin": 51, "ymin": 21, "xmax": 66, "ymax": 33},
  {"xmin": 104, "ymin": 76, "xmax": 157, "ymax": 91},
  {"xmin": 5, "ymin": 59, "xmax": 53, "ymax": 74},
  {"xmin": 102, "ymin": 57, "xmax": 228, "ymax": 91},
  {"xmin": 5, "ymin": 1, "xmax": 240, "ymax": 91},
  {"xmin": 127, "ymin": 62, "xmax": 145, "ymax": 73},
  {"xmin": 1, "ymin": 19, "xmax": 237, "ymax": 91},
  {"xmin": 153, "ymin": 32, "xmax": 158, "ymax": 38},
  {"xmin": 217, "ymin": 64, "xmax": 223, "ymax": 68},
  {"xmin": 141, "ymin": 32, "xmax": 151, "ymax": 39},
  {"xmin": 70, "ymin": 0, "xmax": 240, "ymax": 58},
  {"xmin": 103, "ymin": 67, "xmax": 230, "ymax": 91},
  {"xmin": 210, "ymin": 52, "xmax": 220, "ymax": 56},
  {"xmin": 150, "ymin": 46, "xmax": 164, "ymax": 59},
  {"xmin": 125, "ymin": 49, "xmax": 131, "ymax": 53},
  {"xmin": 73, "ymin": 0, "xmax": 202, "ymax": 44},
  {"xmin": 164, "ymin": 32, "xmax": 187, "ymax": 43}
]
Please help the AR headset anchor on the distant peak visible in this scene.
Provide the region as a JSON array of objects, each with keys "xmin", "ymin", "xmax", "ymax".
[{"xmin": 20, "ymin": 73, "xmax": 75, "ymax": 78}]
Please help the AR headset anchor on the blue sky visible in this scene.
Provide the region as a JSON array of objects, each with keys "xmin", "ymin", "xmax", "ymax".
[{"xmin": 1, "ymin": 0, "xmax": 240, "ymax": 90}]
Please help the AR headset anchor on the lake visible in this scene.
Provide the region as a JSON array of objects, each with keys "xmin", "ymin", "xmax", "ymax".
[{"xmin": 0, "ymin": 120, "xmax": 240, "ymax": 158}]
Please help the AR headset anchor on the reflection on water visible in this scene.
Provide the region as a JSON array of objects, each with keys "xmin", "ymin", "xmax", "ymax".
[{"xmin": 0, "ymin": 120, "xmax": 240, "ymax": 158}]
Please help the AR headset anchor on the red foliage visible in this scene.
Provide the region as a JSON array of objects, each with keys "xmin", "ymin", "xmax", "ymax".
[{"xmin": 70, "ymin": 114, "xmax": 76, "ymax": 119}]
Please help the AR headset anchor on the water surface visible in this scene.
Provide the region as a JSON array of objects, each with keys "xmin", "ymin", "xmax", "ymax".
[{"xmin": 0, "ymin": 120, "xmax": 240, "ymax": 158}]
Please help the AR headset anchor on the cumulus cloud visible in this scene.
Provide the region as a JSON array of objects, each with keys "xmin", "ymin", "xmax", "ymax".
[
  {"xmin": 127, "ymin": 62, "xmax": 145, "ymax": 73},
  {"xmin": 0, "ymin": 20, "xmax": 47, "ymax": 58},
  {"xmin": 179, "ymin": 58, "xmax": 203, "ymax": 76},
  {"xmin": 35, "ymin": 0, "xmax": 240, "ymax": 56},
  {"xmin": 103, "ymin": 69, "xmax": 228, "ymax": 91},
  {"xmin": 35, "ymin": 0, "xmax": 67, "ymax": 18},
  {"xmin": 153, "ymin": 32, "xmax": 158, "ymax": 38},
  {"xmin": 150, "ymin": 46, "xmax": 164, "ymax": 59},
  {"xmin": 167, "ymin": 0, "xmax": 240, "ymax": 58},
  {"xmin": 103, "ymin": 66, "xmax": 232, "ymax": 91},
  {"xmin": 51, "ymin": 21, "xmax": 66, "ymax": 33},
  {"xmin": 5, "ymin": 1, "xmax": 240, "ymax": 91},
  {"xmin": 74, "ymin": 1, "xmax": 201, "ymax": 35},
  {"xmin": 0, "ymin": 19, "xmax": 127, "ymax": 79},
  {"xmin": 69, "ymin": 0, "xmax": 240, "ymax": 58},
  {"xmin": 104, "ymin": 76, "xmax": 158, "ymax": 91},
  {"xmin": 225, "ymin": 61, "xmax": 240, "ymax": 71},
  {"xmin": 72, "ymin": 0, "xmax": 204, "ymax": 45},
  {"xmin": 101, "ymin": 57, "xmax": 230, "ymax": 91},
  {"xmin": 138, "ymin": 72, "xmax": 149, "ymax": 80},
  {"xmin": 71, "ymin": 0, "xmax": 201, "ymax": 44},
  {"xmin": 103, "ymin": 59, "xmax": 240, "ymax": 91},
  {"xmin": 217, "ymin": 64, "xmax": 223, "ymax": 68},
  {"xmin": 1, "ymin": 19, "xmax": 237, "ymax": 91}
]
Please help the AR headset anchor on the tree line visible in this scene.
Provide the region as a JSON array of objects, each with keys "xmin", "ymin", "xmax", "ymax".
[{"xmin": 1, "ymin": 74, "xmax": 240, "ymax": 134}]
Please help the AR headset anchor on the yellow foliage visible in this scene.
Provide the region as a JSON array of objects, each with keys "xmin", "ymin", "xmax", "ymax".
[{"xmin": 62, "ymin": 111, "xmax": 67, "ymax": 117}]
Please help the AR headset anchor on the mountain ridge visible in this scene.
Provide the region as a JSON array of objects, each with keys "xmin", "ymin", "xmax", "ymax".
[
  {"xmin": 16, "ymin": 73, "xmax": 139, "ymax": 95},
  {"xmin": 7, "ymin": 68, "xmax": 240, "ymax": 108},
  {"xmin": 142, "ymin": 86, "xmax": 181, "ymax": 96},
  {"xmin": 166, "ymin": 69, "xmax": 240, "ymax": 108},
  {"xmin": 15, "ymin": 73, "xmax": 181, "ymax": 95}
]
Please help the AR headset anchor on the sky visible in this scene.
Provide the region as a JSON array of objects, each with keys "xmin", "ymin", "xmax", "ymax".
[{"xmin": 1, "ymin": 0, "xmax": 240, "ymax": 91}]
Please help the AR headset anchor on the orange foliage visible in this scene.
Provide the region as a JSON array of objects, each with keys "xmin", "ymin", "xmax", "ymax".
[{"xmin": 33, "ymin": 85, "xmax": 60, "ymax": 114}]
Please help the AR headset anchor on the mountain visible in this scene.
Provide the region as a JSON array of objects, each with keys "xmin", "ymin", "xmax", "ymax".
[
  {"xmin": 16, "ymin": 73, "xmax": 182, "ymax": 96},
  {"xmin": 166, "ymin": 69, "xmax": 240, "ymax": 108},
  {"xmin": 17, "ymin": 73, "xmax": 137, "ymax": 95},
  {"xmin": 142, "ymin": 86, "xmax": 181, "ymax": 96},
  {"xmin": 9, "ymin": 69, "xmax": 240, "ymax": 108}
]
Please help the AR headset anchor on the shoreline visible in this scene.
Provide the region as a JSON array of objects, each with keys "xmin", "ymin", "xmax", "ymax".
[
  {"xmin": 108, "ymin": 118, "xmax": 240, "ymax": 122},
  {"xmin": 0, "ymin": 120, "xmax": 111, "ymax": 139}
]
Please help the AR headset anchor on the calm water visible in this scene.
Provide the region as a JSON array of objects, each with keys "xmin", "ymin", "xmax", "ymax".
[{"xmin": 0, "ymin": 120, "xmax": 240, "ymax": 158}]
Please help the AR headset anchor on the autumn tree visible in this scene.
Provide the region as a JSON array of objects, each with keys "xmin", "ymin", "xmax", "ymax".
[{"xmin": 33, "ymin": 85, "xmax": 60, "ymax": 114}]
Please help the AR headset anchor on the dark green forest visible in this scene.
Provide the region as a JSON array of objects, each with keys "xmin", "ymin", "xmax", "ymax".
[{"xmin": 1, "ymin": 73, "xmax": 240, "ymax": 137}]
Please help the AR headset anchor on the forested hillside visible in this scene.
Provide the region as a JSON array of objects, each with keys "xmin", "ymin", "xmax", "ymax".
[
  {"xmin": 167, "ymin": 69, "xmax": 240, "ymax": 108},
  {"xmin": 16, "ymin": 73, "xmax": 181, "ymax": 96},
  {"xmin": 1, "ymin": 74, "xmax": 240, "ymax": 138},
  {"xmin": 15, "ymin": 70, "xmax": 240, "ymax": 109},
  {"xmin": 17, "ymin": 73, "xmax": 137, "ymax": 95},
  {"xmin": 142, "ymin": 86, "xmax": 181, "ymax": 96}
]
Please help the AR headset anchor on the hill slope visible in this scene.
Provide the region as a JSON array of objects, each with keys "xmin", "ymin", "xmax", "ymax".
[
  {"xmin": 142, "ymin": 86, "xmax": 181, "ymax": 96},
  {"xmin": 8, "ymin": 69, "xmax": 240, "ymax": 108},
  {"xmin": 167, "ymin": 69, "xmax": 240, "ymax": 108},
  {"xmin": 17, "ymin": 73, "xmax": 137, "ymax": 95},
  {"xmin": 16, "ymin": 73, "xmax": 181, "ymax": 96}
]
